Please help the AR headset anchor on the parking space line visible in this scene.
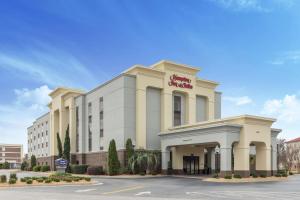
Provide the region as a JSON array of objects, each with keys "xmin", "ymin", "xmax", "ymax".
[
  {"xmin": 75, "ymin": 188, "xmax": 97, "ymax": 193},
  {"xmin": 102, "ymin": 185, "xmax": 144, "ymax": 195}
]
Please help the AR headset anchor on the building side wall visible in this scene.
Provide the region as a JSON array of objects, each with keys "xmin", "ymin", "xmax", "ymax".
[{"xmin": 146, "ymin": 87, "xmax": 161, "ymax": 150}]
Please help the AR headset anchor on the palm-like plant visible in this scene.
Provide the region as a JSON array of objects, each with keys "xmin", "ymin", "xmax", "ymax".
[{"xmin": 128, "ymin": 151, "xmax": 160, "ymax": 175}]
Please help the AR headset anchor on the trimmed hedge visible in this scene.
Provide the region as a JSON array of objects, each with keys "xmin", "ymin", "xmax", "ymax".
[
  {"xmin": 9, "ymin": 178, "xmax": 17, "ymax": 184},
  {"xmin": 233, "ymin": 174, "xmax": 242, "ymax": 179},
  {"xmin": 33, "ymin": 166, "xmax": 41, "ymax": 172},
  {"xmin": 87, "ymin": 166, "xmax": 104, "ymax": 175},
  {"xmin": 41, "ymin": 165, "xmax": 50, "ymax": 172},
  {"xmin": 26, "ymin": 179, "xmax": 33, "ymax": 184},
  {"xmin": 70, "ymin": 164, "xmax": 89, "ymax": 174},
  {"xmin": 10, "ymin": 173, "xmax": 17, "ymax": 179},
  {"xmin": 224, "ymin": 175, "xmax": 232, "ymax": 179},
  {"xmin": 0, "ymin": 175, "xmax": 7, "ymax": 183}
]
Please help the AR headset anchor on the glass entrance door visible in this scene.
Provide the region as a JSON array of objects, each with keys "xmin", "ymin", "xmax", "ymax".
[{"xmin": 183, "ymin": 155, "xmax": 199, "ymax": 175}]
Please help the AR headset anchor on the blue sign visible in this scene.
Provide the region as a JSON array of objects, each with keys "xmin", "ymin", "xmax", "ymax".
[{"xmin": 55, "ymin": 158, "xmax": 68, "ymax": 168}]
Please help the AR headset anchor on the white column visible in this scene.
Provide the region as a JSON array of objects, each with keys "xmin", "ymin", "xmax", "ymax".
[
  {"xmin": 162, "ymin": 149, "xmax": 170, "ymax": 171},
  {"xmin": 211, "ymin": 148, "xmax": 215, "ymax": 171},
  {"xmin": 272, "ymin": 146, "xmax": 277, "ymax": 172},
  {"xmin": 220, "ymin": 146, "xmax": 232, "ymax": 176}
]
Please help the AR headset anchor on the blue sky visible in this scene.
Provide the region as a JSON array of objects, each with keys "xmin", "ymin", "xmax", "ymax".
[{"xmin": 0, "ymin": 0, "xmax": 299, "ymax": 151}]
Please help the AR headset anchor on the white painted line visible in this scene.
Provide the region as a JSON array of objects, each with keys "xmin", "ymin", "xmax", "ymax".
[
  {"xmin": 75, "ymin": 189, "xmax": 97, "ymax": 193},
  {"xmin": 135, "ymin": 191, "xmax": 151, "ymax": 196},
  {"xmin": 93, "ymin": 182, "xmax": 104, "ymax": 186}
]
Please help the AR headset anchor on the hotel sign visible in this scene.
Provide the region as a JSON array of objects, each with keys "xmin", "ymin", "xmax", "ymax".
[{"xmin": 168, "ymin": 74, "xmax": 193, "ymax": 89}]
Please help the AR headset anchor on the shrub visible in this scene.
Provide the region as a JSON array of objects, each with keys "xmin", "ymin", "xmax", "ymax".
[
  {"xmin": 87, "ymin": 166, "xmax": 104, "ymax": 175},
  {"xmin": 63, "ymin": 177, "xmax": 72, "ymax": 182},
  {"xmin": 70, "ymin": 165, "xmax": 89, "ymax": 174},
  {"xmin": 289, "ymin": 172, "xmax": 294, "ymax": 175},
  {"xmin": 20, "ymin": 178, "xmax": 26, "ymax": 182},
  {"xmin": 3, "ymin": 161, "xmax": 10, "ymax": 169},
  {"xmin": 37, "ymin": 178, "xmax": 44, "ymax": 183},
  {"xmin": 45, "ymin": 179, "xmax": 52, "ymax": 183},
  {"xmin": 31, "ymin": 176, "xmax": 38, "ymax": 180},
  {"xmin": 0, "ymin": 163, "xmax": 2, "ymax": 169},
  {"xmin": 252, "ymin": 174, "xmax": 258, "ymax": 178},
  {"xmin": 0, "ymin": 175, "xmax": 7, "ymax": 183},
  {"xmin": 8, "ymin": 178, "xmax": 16, "ymax": 184},
  {"xmin": 21, "ymin": 161, "xmax": 28, "ymax": 171},
  {"xmin": 26, "ymin": 179, "xmax": 33, "ymax": 184},
  {"xmin": 213, "ymin": 174, "xmax": 219, "ymax": 179},
  {"xmin": 282, "ymin": 173, "xmax": 288, "ymax": 177},
  {"xmin": 275, "ymin": 173, "xmax": 281, "ymax": 177},
  {"xmin": 233, "ymin": 174, "xmax": 242, "ymax": 179},
  {"xmin": 73, "ymin": 177, "xmax": 80, "ymax": 182},
  {"xmin": 224, "ymin": 175, "xmax": 232, "ymax": 179},
  {"xmin": 33, "ymin": 166, "xmax": 41, "ymax": 172},
  {"xmin": 260, "ymin": 174, "xmax": 266, "ymax": 178},
  {"xmin": 10, "ymin": 173, "xmax": 17, "ymax": 180},
  {"xmin": 108, "ymin": 139, "xmax": 120, "ymax": 176},
  {"xmin": 84, "ymin": 177, "xmax": 91, "ymax": 182},
  {"xmin": 41, "ymin": 165, "xmax": 50, "ymax": 172}
]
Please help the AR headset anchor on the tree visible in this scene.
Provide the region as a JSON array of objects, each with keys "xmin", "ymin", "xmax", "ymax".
[
  {"xmin": 108, "ymin": 139, "xmax": 120, "ymax": 175},
  {"xmin": 57, "ymin": 132, "xmax": 63, "ymax": 158},
  {"xmin": 31, "ymin": 155, "xmax": 37, "ymax": 168},
  {"xmin": 128, "ymin": 151, "xmax": 160, "ymax": 175},
  {"xmin": 21, "ymin": 161, "xmax": 28, "ymax": 171},
  {"xmin": 126, "ymin": 138, "xmax": 134, "ymax": 170},
  {"xmin": 63, "ymin": 125, "xmax": 71, "ymax": 162}
]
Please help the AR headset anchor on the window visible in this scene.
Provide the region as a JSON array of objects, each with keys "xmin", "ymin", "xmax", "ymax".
[
  {"xmin": 46, "ymin": 131, "xmax": 48, "ymax": 136},
  {"xmin": 88, "ymin": 128, "xmax": 92, "ymax": 151},
  {"xmin": 42, "ymin": 132, "xmax": 43, "ymax": 137},
  {"xmin": 38, "ymin": 134, "xmax": 40, "ymax": 138},
  {"xmin": 100, "ymin": 146, "xmax": 104, "ymax": 150},
  {"xmin": 46, "ymin": 142, "xmax": 48, "ymax": 147},
  {"xmin": 88, "ymin": 102, "xmax": 92, "ymax": 115},
  {"xmin": 99, "ymin": 97, "xmax": 104, "ymax": 138},
  {"xmin": 42, "ymin": 143, "xmax": 44, "ymax": 148},
  {"xmin": 173, "ymin": 95, "xmax": 182, "ymax": 126},
  {"xmin": 76, "ymin": 106, "xmax": 79, "ymax": 152}
]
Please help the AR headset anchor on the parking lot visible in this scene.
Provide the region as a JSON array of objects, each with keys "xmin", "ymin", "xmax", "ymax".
[{"xmin": 1, "ymin": 172, "xmax": 300, "ymax": 200}]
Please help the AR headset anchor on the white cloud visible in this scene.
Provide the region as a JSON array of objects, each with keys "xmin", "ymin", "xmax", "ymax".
[
  {"xmin": 224, "ymin": 96, "xmax": 253, "ymax": 106},
  {"xmin": 262, "ymin": 94, "xmax": 300, "ymax": 123},
  {"xmin": 0, "ymin": 85, "xmax": 52, "ymax": 153},
  {"xmin": 261, "ymin": 94, "xmax": 300, "ymax": 140},
  {"xmin": 210, "ymin": 0, "xmax": 295, "ymax": 12},
  {"xmin": 269, "ymin": 50, "xmax": 300, "ymax": 65},
  {"xmin": 0, "ymin": 42, "xmax": 101, "ymax": 89}
]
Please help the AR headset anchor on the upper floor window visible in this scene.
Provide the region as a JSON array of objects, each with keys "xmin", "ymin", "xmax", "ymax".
[
  {"xmin": 173, "ymin": 95, "xmax": 182, "ymax": 126},
  {"xmin": 88, "ymin": 102, "xmax": 92, "ymax": 115}
]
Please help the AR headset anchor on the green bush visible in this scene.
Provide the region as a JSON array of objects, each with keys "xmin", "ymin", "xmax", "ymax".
[
  {"xmin": 260, "ymin": 174, "xmax": 266, "ymax": 178},
  {"xmin": 41, "ymin": 165, "xmax": 50, "ymax": 172},
  {"xmin": 45, "ymin": 179, "xmax": 52, "ymax": 183},
  {"xmin": 3, "ymin": 161, "xmax": 10, "ymax": 169},
  {"xmin": 0, "ymin": 175, "xmax": 7, "ymax": 183},
  {"xmin": 212, "ymin": 174, "xmax": 219, "ymax": 178},
  {"xmin": 224, "ymin": 175, "xmax": 232, "ymax": 179},
  {"xmin": 233, "ymin": 174, "xmax": 242, "ymax": 179},
  {"xmin": 87, "ymin": 166, "xmax": 104, "ymax": 175},
  {"xmin": 51, "ymin": 177, "xmax": 60, "ymax": 182},
  {"xmin": 10, "ymin": 173, "xmax": 17, "ymax": 180},
  {"xmin": 70, "ymin": 165, "xmax": 89, "ymax": 174},
  {"xmin": 31, "ymin": 176, "xmax": 38, "ymax": 180},
  {"xmin": 37, "ymin": 178, "xmax": 44, "ymax": 183},
  {"xmin": 84, "ymin": 177, "xmax": 91, "ymax": 182},
  {"xmin": 33, "ymin": 166, "xmax": 41, "ymax": 172},
  {"xmin": 26, "ymin": 179, "xmax": 33, "ymax": 184},
  {"xmin": 63, "ymin": 177, "xmax": 72, "ymax": 182},
  {"xmin": 282, "ymin": 173, "xmax": 288, "ymax": 177},
  {"xmin": 20, "ymin": 178, "xmax": 26, "ymax": 182},
  {"xmin": 73, "ymin": 177, "xmax": 80, "ymax": 182},
  {"xmin": 289, "ymin": 172, "xmax": 294, "ymax": 175},
  {"xmin": 108, "ymin": 139, "xmax": 120, "ymax": 176},
  {"xmin": 252, "ymin": 174, "xmax": 258, "ymax": 178},
  {"xmin": 275, "ymin": 173, "xmax": 282, "ymax": 177},
  {"xmin": 8, "ymin": 178, "xmax": 17, "ymax": 184}
]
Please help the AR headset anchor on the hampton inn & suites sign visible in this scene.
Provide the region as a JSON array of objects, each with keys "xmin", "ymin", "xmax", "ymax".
[{"xmin": 168, "ymin": 74, "xmax": 193, "ymax": 89}]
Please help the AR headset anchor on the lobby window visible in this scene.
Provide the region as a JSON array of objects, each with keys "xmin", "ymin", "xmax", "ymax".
[
  {"xmin": 173, "ymin": 95, "xmax": 182, "ymax": 126},
  {"xmin": 76, "ymin": 106, "xmax": 79, "ymax": 152}
]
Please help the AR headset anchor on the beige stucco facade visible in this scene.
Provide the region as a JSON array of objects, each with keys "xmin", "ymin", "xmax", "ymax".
[{"xmin": 28, "ymin": 60, "xmax": 280, "ymax": 176}]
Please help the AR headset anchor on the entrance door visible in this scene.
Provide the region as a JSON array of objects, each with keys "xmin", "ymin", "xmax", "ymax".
[{"xmin": 183, "ymin": 155, "xmax": 199, "ymax": 175}]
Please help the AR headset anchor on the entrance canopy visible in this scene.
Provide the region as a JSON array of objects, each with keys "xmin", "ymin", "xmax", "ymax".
[{"xmin": 159, "ymin": 115, "xmax": 281, "ymax": 177}]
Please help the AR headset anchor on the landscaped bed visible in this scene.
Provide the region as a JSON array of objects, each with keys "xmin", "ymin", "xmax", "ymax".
[
  {"xmin": 0, "ymin": 172, "xmax": 93, "ymax": 187},
  {"xmin": 204, "ymin": 176, "xmax": 288, "ymax": 183}
]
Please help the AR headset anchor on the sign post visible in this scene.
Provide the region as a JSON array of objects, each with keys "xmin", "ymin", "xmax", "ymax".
[{"xmin": 55, "ymin": 158, "xmax": 68, "ymax": 173}]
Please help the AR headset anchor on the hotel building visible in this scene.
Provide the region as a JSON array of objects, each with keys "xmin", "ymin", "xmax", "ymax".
[
  {"xmin": 0, "ymin": 144, "xmax": 23, "ymax": 168},
  {"xmin": 27, "ymin": 60, "xmax": 280, "ymax": 177}
]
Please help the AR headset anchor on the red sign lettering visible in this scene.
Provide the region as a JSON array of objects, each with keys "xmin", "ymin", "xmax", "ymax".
[{"xmin": 168, "ymin": 74, "xmax": 193, "ymax": 89}]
